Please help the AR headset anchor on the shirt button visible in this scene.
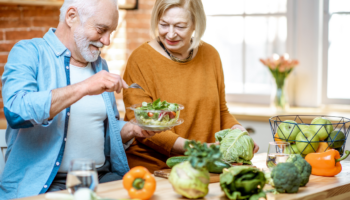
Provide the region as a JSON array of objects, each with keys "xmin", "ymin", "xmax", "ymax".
[
  {"xmin": 64, "ymin": 138, "xmax": 67, "ymax": 142},
  {"xmin": 44, "ymin": 185, "xmax": 47, "ymax": 188},
  {"xmin": 66, "ymin": 52, "xmax": 69, "ymax": 55},
  {"xmin": 66, "ymin": 66, "xmax": 69, "ymax": 69},
  {"xmin": 56, "ymin": 162, "xmax": 60, "ymax": 166},
  {"xmin": 67, "ymin": 112, "xmax": 70, "ymax": 116}
]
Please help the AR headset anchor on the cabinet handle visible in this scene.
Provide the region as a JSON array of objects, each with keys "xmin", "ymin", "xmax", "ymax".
[{"xmin": 245, "ymin": 127, "xmax": 255, "ymax": 134}]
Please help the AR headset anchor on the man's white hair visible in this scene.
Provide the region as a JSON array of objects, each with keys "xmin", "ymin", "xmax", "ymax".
[{"xmin": 59, "ymin": 0, "xmax": 118, "ymax": 24}]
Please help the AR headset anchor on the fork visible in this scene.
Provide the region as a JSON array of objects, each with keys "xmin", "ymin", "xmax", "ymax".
[{"xmin": 128, "ymin": 83, "xmax": 145, "ymax": 91}]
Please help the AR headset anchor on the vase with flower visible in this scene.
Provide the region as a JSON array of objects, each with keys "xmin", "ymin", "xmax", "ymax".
[{"xmin": 260, "ymin": 54, "xmax": 299, "ymax": 111}]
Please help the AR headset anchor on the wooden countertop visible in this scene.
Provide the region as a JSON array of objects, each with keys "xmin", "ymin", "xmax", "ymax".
[{"xmin": 17, "ymin": 153, "xmax": 350, "ymax": 200}]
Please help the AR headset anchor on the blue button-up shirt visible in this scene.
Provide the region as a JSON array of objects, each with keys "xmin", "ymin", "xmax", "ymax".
[{"xmin": 0, "ymin": 28, "xmax": 130, "ymax": 199}]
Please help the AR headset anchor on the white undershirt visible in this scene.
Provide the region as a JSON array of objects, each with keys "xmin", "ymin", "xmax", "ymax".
[{"xmin": 59, "ymin": 63, "xmax": 107, "ymax": 172}]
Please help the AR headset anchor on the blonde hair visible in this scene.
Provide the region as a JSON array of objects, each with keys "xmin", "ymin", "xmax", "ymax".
[{"xmin": 150, "ymin": 0, "xmax": 206, "ymax": 51}]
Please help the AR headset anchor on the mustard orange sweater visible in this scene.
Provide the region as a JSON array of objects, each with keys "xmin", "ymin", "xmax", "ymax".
[{"xmin": 123, "ymin": 42, "xmax": 240, "ymax": 172}]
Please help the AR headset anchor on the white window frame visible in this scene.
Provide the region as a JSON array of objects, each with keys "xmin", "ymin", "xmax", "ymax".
[
  {"xmin": 209, "ymin": 1, "xmax": 295, "ymax": 105},
  {"xmin": 206, "ymin": 0, "xmax": 350, "ymax": 107},
  {"xmin": 321, "ymin": 0, "xmax": 350, "ymax": 105},
  {"xmin": 286, "ymin": 0, "xmax": 324, "ymax": 108}
]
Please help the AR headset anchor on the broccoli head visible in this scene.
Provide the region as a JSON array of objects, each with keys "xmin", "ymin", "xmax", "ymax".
[
  {"xmin": 271, "ymin": 162, "xmax": 301, "ymax": 193},
  {"xmin": 286, "ymin": 154, "xmax": 311, "ymax": 186}
]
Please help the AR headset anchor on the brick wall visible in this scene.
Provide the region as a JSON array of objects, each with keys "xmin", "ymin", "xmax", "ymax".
[
  {"xmin": 0, "ymin": 0, "xmax": 156, "ymax": 120},
  {"xmin": 0, "ymin": 5, "xmax": 60, "ymax": 120}
]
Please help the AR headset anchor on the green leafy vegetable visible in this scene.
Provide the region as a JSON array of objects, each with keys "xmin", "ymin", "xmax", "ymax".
[
  {"xmin": 220, "ymin": 166, "xmax": 266, "ymax": 200},
  {"xmin": 249, "ymin": 192, "xmax": 267, "ymax": 200},
  {"xmin": 137, "ymin": 98, "xmax": 179, "ymax": 111},
  {"xmin": 168, "ymin": 140, "xmax": 221, "ymax": 199},
  {"xmin": 184, "ymin": 140, "xmax": 222, "ymax": 169},
  {"xmin": 264, "ymin": 171, "xmax": 275, "ymax": 187},
  {"xmin": 215, "ymin": 129, "xmax": 255, "ymax": 164},
  {"xmin": 168, "ymin": 161, "xmax": 210, "ymax": 199}
]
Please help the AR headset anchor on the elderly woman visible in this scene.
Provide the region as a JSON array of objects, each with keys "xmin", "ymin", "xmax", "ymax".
[{"xmin": 123, "ymin": 0, "xmax": 259, "ymax": 172}]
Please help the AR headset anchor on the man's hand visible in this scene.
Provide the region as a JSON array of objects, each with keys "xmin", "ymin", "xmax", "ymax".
[
  {"xmin": 80, "ymin": 70, "xmax": 128, "ymax": 95},
  {"xmin": 49, "ymin": 70, "xmax": 128, "ymax": 119},
  {"xmin": 120, "ymin": 122, "xmax": 157, "ymax": 143},
  {"xmin": 231, "ymin": 124, "xmax": 259, "ymax": 154}
]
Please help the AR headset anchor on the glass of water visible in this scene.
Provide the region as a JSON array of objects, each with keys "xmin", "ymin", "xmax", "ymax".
[
  {"xmin": 66, "ymin": 159, "xmax": 99, "ymax": 194},
  {"xmin": 266, "ymin": 141, "xmax": 291, "ymax": 169}
]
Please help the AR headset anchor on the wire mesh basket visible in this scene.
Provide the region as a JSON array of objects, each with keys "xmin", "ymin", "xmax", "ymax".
[{"xmin": 269, "ymin": 115, "xmax": 350, "ymax": 156}]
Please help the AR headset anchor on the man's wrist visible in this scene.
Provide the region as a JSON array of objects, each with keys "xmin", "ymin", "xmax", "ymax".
[{"xmin": 75, "ymin": 81, "xmax": 89, "ymax": 97}]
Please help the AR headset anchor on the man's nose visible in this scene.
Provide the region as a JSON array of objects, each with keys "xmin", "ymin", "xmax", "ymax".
[{"xmin": 100, "ymin": 34, "xmax": 111, "ymax": 46}]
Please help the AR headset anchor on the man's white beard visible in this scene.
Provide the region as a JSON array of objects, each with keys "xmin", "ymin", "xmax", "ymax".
[{"xmin": 74, "ymin": 25, "xmax": 104, "ymax": 62}]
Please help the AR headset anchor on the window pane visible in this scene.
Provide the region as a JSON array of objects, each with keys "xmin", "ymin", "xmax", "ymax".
[
  {"xmin": 202, "ymin": 0, "xmax": 244, "ymax": 15},
  {"xmin": 245, "ymin": 16, "xmax": 287, "ymax": 94},
  {"xmin": 245, "ymin": 0, "xmax": 287, "ymax": 14},
  {"xmin": 329, "ymin": 0, "xmax": 350, "ymax": 13},
  {"xmin": 202, "ymin": 17, "xmax": 244, "ymax": 93},
  {"xmin": 327, "ymin": 14, "xmax": 350, "ymax": 99}
]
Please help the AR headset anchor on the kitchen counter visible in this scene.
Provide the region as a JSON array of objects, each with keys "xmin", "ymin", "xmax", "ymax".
[{"xmin": 16, "ymin": 153, "xmax": 350, "ymax": 200}]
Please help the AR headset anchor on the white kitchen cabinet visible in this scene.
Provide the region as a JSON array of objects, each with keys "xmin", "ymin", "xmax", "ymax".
[
  {"xmin": 239, "ymin": 120, "xmax": 273, "ymax": 154},
  {"xmin": 238, "ymin": 120, "xmax": 350, "ymax": 161}
]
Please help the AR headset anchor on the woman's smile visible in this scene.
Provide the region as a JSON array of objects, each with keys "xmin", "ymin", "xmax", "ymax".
[{"xmin": 166, "ymin": 39, "xmax": 180, "ymax": 45}]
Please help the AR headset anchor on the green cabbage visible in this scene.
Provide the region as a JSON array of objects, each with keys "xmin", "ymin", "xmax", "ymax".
[
  {"xmin": 168, "ymin": 161, "xmax": 209, "ymax": 199},
  {"xmin": 215, "ymin": 129, "xmax": 255, "ymax": 164}
]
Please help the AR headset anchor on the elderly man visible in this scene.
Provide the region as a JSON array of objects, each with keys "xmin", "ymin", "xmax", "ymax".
[{"xmin": 0, "ymin": 0, "xmax": 154, "ymax": 199}]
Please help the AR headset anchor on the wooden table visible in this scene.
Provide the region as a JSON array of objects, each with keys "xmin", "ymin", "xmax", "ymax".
[{"xmin": 17, "ymin": 153, "xmax": 350, "ymax": 200}]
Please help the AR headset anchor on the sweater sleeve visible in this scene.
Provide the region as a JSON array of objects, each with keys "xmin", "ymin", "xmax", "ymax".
[
  {"xmin": 216, "ymin": 53, "xmax": 241, "ymax": 129},
  {"xmin": 123, "ymin": 51, "xmax": 179, "ymax": 157}
]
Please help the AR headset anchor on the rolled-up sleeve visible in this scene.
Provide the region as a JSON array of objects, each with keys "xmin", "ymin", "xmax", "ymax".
[{"xmin": 2, "ymin": 41, "xmax": 52, "ymax": 129}]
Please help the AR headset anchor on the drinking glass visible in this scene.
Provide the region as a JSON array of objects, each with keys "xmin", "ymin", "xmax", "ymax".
[
  {"xmin": 66, "ymin": 159, "xmax": 99, "ymax": 194},
  {"xmin": 266, "ymin": 141, "xmax": 291, "ymax": 169}
]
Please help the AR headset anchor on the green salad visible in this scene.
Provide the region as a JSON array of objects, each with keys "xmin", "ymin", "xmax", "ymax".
[{"xmin": 134, "ymin": 99, "xmax": 180, "ymax": 126}]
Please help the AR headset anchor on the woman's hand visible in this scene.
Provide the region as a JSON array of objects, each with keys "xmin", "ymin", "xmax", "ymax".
[
  {"xmin": 252, "ymin": 142, "xmax": 259, "ymax": 154},
  {"xmin": 133, "ymin": 126, "xmax": 157, "ymax": 138},
  {"xmin": 120, "ymin": 122, "xmax": 158, "ymax": 143},
  {"xmin": 231, "ymin": 124, "xmax": 246, "ymax": 132},
  {"xmin": 231, "ymin": 124, "xmax": 259, "ymax": 154},
  {"xmin": 207, "ymin": 141, "xmax": 220, "ymax": 148}
]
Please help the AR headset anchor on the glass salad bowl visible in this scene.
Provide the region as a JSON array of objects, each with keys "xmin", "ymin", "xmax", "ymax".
[{"xmin": 128, "ymin": 99, "xmax": 184, "ymax": 131}]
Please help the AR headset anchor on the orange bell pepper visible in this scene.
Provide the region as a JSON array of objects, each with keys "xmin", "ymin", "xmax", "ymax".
[
  {"xmin": 305, "ymin": 149, "xmax": 350, "ymax": 177},
  {"xmin": 123, "ymin": 166, "xmax": 156, "ymax": 200},
  {"xmin": 315, "ymin": 142, "xmax": 332, "ymax": 153},
  {"xmin": 274, "ymin": 132, "xmax": 283, "ymax": 142}
]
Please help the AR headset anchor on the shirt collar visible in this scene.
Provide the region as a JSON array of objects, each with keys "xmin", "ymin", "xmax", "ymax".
[{"xmin": 43, "ymin": 28, "xmax": 71, "ymax": 57}]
